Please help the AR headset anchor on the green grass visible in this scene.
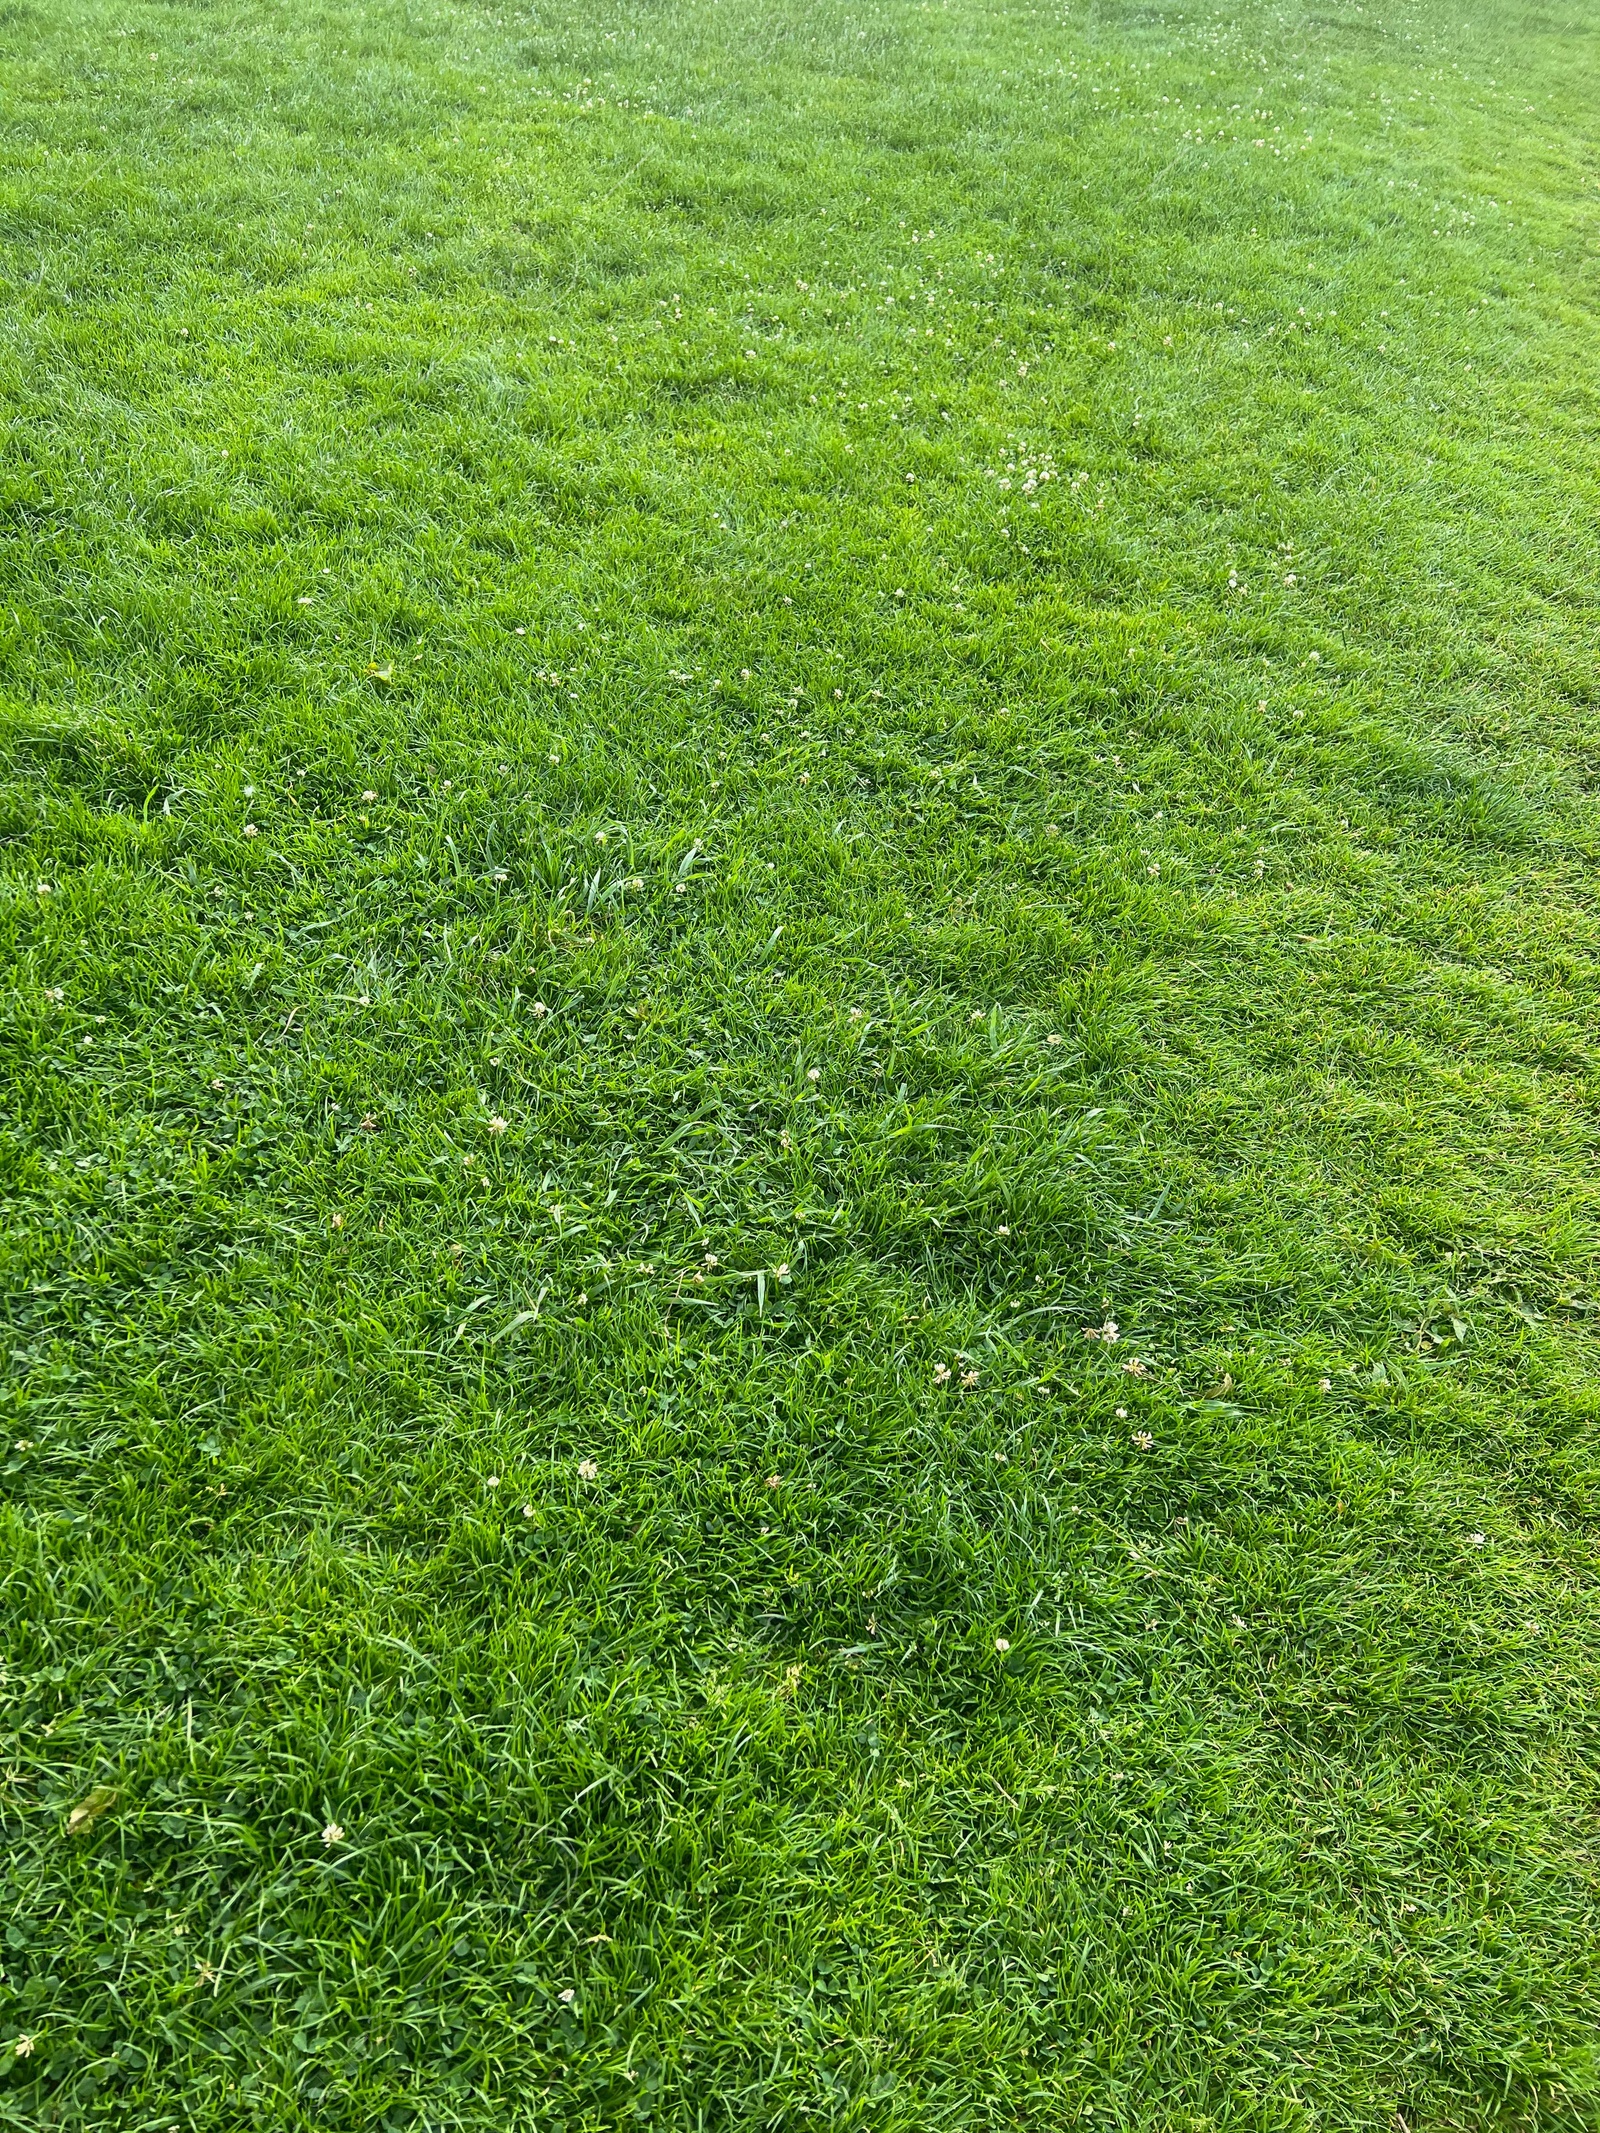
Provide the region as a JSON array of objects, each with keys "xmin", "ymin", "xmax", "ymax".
[{"xmin": 3, "ymin": 0, "xmax": 1600, "ymax": 2124}]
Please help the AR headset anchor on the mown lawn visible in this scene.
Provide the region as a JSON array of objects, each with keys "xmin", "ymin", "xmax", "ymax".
[{"xmin": 3, "ymin": 0, "xmax": 1599, "ymax": 2125}]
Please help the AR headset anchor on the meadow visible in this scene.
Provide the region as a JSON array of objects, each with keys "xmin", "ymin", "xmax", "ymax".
[{"xmin": 2, "ymin": 0, "xmax": 1600, "ymax": 2125}]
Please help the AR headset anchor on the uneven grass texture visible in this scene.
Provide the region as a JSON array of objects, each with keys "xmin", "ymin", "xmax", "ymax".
[{"xmin": 3, "ymin": 0, "xmax": 1600, "ymax": 2126}]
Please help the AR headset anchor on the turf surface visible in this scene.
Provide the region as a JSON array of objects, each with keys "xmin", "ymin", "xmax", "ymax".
[{"xmin": 3, "ymin": 0, "xmax": 1600, "ymax": 2125}]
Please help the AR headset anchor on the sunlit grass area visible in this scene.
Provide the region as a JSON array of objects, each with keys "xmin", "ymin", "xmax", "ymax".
[{"xmin": 3, "ymin": 0, "xmax": 1600, "ymax": 2125}]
